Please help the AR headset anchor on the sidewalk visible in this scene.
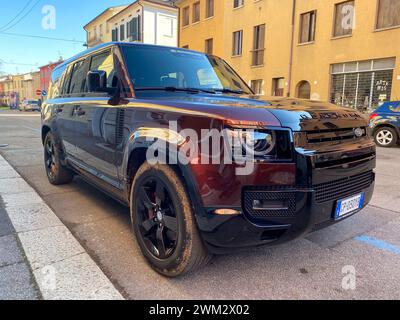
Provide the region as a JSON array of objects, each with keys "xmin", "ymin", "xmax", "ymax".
[
  {"xmin": 0, "ymin": 198, "xmax": 40, "ymax": 300},
  {"xmin": 0, "ymin": 155, "xmax": 124, "ymax": 300}
]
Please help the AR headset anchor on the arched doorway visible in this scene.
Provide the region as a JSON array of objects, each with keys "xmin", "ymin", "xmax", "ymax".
[{"xmin": 296, "ymin": 81, "xmax": 311, "ymax": 99}]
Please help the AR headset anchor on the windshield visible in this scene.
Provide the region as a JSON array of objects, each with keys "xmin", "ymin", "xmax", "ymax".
[{"xmin": 121, "ymin": 45, "xmax": 252, "ymax": 94}]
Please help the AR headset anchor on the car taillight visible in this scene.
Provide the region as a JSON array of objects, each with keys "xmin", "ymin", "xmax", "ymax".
[{"xmin": 369, "ymin": 113, "xmax": 378, "ymax": 120}]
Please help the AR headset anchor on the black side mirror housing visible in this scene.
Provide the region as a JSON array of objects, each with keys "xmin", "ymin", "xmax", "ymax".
[{"xmin": 86, "ymin": 70, "xmax": 107, "ymax": 93}]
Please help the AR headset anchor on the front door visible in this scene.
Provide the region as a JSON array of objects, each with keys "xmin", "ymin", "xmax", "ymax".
[{"xmin": 73, "ymin": 49, "xmax": 120, "ymax": 186}]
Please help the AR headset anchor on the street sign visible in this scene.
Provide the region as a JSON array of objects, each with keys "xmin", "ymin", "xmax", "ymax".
[
  {"xmin": 36, "ymin": 89, "xmax": 42, "ymax": 96},
  {"xmin": 42, "ymin": 90, "xmax": 47, "ymax": 97}
]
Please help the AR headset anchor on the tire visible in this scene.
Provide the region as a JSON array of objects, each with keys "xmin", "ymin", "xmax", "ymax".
[
  {"xmin": 44, "ymin": 132, "xmax": 74, "ymax": 185},
  {"xmin": 130, "ymin": 163, "xmax": 211, "ymax": 277},
  {"xmin": 374, "ymin": 127, "xmax": 398, "ymax": 148}
]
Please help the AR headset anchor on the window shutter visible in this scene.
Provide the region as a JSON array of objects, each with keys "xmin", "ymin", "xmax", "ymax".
[
  {"xmin": 129, "ymin": 20, "xmax": 133, "ymax": 38},
  {"xmin": 137, "ymin": 15, "xmax": 142, "ymax": 41},
  {"xmin": 112, "ymin": 29, "xmax": 116, "ymax": 41},
  {"xmin": 132, "ymin": 18, "xmax": 138, "ymax": 41}
]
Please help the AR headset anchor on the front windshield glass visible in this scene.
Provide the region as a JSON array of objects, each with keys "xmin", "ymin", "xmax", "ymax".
[{"xmin": 121, "ymin": 45, "xmax": 252, "ymax": 94}]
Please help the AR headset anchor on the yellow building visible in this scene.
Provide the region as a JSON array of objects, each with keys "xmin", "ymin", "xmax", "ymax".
[
  {"xmin": 0, "ymin": 72, "xmax": 41, "ymax": 106},
  {"xmin": 84, "ymin": 5, "xmax": 128, "ymax": 48},
  {"xmin": 177, "ymin": 0, "xmax": 400, "ymax": 111}
]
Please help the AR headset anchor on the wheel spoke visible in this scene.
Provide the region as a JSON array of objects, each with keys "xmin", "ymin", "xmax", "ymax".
[
  {"xmin": 156, "ymin": 226, "xmax": 167, "ymax": 258},
  {"xmin": 46, "ymin": 141, "xmax": 53, "ymax": 155},
  {"xmin": 155, "ymin": 179, "xmax": 166, "ymax": 206},
  {"xmin": 141, "ymin": 218, "xmax": 157, "ymax": 234},
  {"xmin": 139, "ymin": 187, "xmax": 155, "ymax": 210},
  {"xmin": 163, "ymin": 215, "xmax": 177, "ymax": 233}
]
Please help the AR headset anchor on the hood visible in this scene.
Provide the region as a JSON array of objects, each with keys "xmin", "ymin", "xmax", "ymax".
[
  {"xmin": 134, "ymin": 93, "xmax": 368, "ymax": 131},
  {"xmin": 264, "ymin": 97, "xmax": 369, "ymax": 131}
]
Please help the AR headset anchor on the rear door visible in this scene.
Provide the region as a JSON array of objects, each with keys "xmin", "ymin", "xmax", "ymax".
[
  {"xmin": 73, "ymin": 49, "xmax": 120, "ymax": 186},
  {"xmin": 56, "ymin": 58, "xmax": 89, "ymax": 159}
]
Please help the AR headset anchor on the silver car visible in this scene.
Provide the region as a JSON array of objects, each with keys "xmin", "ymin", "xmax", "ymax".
[{"xmin": 20, "ymin": 100, "xmax": 41, "ymax": 112}]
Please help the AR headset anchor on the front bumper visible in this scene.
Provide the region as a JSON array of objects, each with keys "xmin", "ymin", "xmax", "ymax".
[{"xmin": 194, "ymin": 140, "xmax": 376, "ymax": 254}]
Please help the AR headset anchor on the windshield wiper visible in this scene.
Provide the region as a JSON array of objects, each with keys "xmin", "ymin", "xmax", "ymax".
[{"xmin": 134, "ymin": 87, "xmax": 216, "ymax": 94}]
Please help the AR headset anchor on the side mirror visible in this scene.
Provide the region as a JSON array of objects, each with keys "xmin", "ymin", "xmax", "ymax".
[{"xmin": 86, "ymin": 70, "xmax": 107, "ymax": 93}]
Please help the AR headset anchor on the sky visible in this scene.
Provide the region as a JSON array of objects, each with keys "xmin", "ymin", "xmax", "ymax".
[{"xmin": 0, "ymin": 0, "xmax": 129, "ymax": 75}]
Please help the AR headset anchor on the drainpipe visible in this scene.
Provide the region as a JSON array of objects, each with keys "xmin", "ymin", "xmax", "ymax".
[
  {"xmin": 138, "ymin": 1, "xmax": 144, "ymax": 43},
  {"xmin": 287, "ymin": 0, "xmax": 296, "ymax": 97}
]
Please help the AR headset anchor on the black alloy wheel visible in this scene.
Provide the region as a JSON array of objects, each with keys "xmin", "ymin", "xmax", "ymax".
[
  {"xmin": 130, "ymin": 163, "xmax": 211, "ymax": 277},
  {"xmin": 136, "ymin": 177, "xmax": 178, "ymax": 259},
  {"xmin": 43, "ymin": 132, "xmax": 74, "ymax": 185}
]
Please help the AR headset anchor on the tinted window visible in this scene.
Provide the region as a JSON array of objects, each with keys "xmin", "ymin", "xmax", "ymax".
[
  {"xmin": 68, "ymin": 59, "xmax": 88, "ymax": 94},
  {"xmin": 49, "ymin": 66, "xmax": 66, "ymax": 99},
  {"xmin": 61, "ymin": 65, "xmax": 73, "ymax": 96},
  {"xmin": 389, "ymin": 102, "xmax": 400, "ymax": 112},
  {"xmin": 89, "ymin": 51, "xmax": 117, "ymax": 90}
]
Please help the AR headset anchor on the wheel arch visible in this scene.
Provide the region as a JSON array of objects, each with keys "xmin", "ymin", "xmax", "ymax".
[
  {"xmin": 41, "ymin": 125, "xmax": 51, "ymax": 145},
  {"xmin": 373, "ymin": 123, "xmax": 400, "ymax": 138},
  {"xmin": 124, "ymin": 142, "xmax": 203, "ymax": 214}
]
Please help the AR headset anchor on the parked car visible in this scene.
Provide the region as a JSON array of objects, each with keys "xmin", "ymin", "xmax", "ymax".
[
  {"xmin": 20, "ymin": 99, "xmax": 41, "ymax": 112},
  {"xmin": 41, "ymin": 43, "xmax": 376, "ymax": 277},
  {"xmin": 369, "ymin": 101, "xmax": 400, "ymax": 148}
]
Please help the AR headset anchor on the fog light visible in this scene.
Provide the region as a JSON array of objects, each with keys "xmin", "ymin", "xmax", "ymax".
[{"xmin": 214, "ymin": 209, "xmax": 241, "ymax": 215}]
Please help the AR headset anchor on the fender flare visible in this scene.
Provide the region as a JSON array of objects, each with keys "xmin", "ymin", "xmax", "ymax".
[{"xmin": 122, "ymin": 130, "xmax": 204, "ymax": 212}]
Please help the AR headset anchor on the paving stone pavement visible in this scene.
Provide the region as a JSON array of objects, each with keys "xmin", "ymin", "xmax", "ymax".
[
  {"xmin": 0, "ymin": 197, "xmax": 40, "ymax": 300},
  {"xmin": 0, "ymin": 154, "xmax": 124, "ymax": 300}
]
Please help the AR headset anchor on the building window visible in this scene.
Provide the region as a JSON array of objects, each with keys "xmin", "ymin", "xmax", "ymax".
[
  {"xmin": 333, "ymin": 1, "xmax": 355, "ymax": 37},
  {"xmin": 330, "ymin": 58, "xmax": 395, "ymax": 111},
  {"xmin": 232, "ymin": 30, "xmax": 243, "ymax": 56},
  {"xmin": 193, "ymin": 2, "xmax": 200, "ymax": 23},
  {"xmin": 250, "ymin": 80, "xmax": 263, "ymax": 95},
  {"xmin": 299, "ymin": 11, "xmax": 316, "ymax": 43},
  {"xmin": 234, "ymin": 0, "xmax": 244, "ymax": 9},
  {"xmin": 206, "ymin": 0, "xmax": 214, "ymax": 18},
  {"xmin": 128, "ymin": 16, "xmax": 142, "ymax": 42},
  {"xmin": 182, "ymin": 6, "xmax": 190, "ymax": 26},
  {"xmin": 99, "ymin": 24, "xmax": 103, "ymax": 37},
  {"xmin": 112, "ymin": 28, "xmax": 119, "ymax": 41},
  {"xmin": 376, "ymin": 0, "xmax": 400, "ymax": 30},
  {"xmin": 120, "ymin": 24, "xmax": 125, "ymax": 41},
  {"xmin": 272, "ymin": 78, "xmax": 285, "ymax": 96},
  {"xmin": 205, "ymin": 38, "xmax": 213, "ymax": 54},
  {"xmin": 252, "ymin": 24, "xmax": 265, "ymax": 66}
]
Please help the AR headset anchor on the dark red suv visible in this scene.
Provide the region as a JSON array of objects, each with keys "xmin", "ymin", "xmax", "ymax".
[{"xmin": 41, "ymin": 43, "xmax": 376, "ymax": 277}]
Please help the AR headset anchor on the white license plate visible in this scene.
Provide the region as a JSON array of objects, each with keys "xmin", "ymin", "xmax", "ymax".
[{"xmin": 335, "ymin": 193, "xmax": 365, "ymax": 220}]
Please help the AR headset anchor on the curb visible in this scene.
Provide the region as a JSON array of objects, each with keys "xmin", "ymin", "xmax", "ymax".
[{"xmin": 0, "ymin": 155, "xmax": 124, "ymax": 300}]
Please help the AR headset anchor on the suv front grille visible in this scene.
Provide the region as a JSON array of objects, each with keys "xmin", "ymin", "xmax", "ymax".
[
  {"xmin": 314, "ymin": 171, "xmax": 374, "ymax": 203},
  {"xmin": 306, "ymin": 127, "xmax": 367, "ymax": 144}
]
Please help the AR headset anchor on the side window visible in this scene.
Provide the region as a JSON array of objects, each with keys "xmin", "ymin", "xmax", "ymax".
[
  {"xmin": 49, "ymin": 66, "xmax": 66, "ymax": 99},
  {"xmin": 89, "ymin": 51, "xmax": 117, "ymax": 90},
  {"xmin": 389, "ymin": 102, "xmax": 400, "ymax": 112},
  {"xmin": 69, "ymin": 59, "xmax": 88, "ymax": 95},
  {"xmin": 61, "ymin": 65, "xmax": 73, "ymax": 96}
]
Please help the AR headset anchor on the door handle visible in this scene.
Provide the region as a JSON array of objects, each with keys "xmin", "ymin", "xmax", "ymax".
[{"xmin": 73, "ymin": 106, "xmax": 86, "ymax": 117}]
